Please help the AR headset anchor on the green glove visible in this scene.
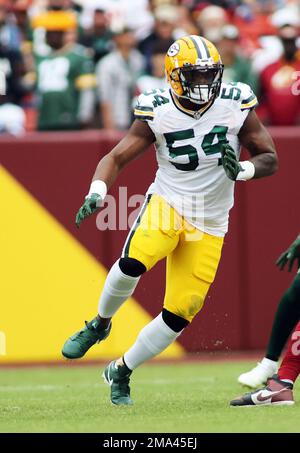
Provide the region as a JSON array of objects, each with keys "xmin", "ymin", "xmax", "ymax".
[
  {"xmin": 276, "ymin": 235, "xmax": 300, "ymax": 272},
  {"xmin": 75, "ymin": 193, "xmax": 102, "ymax": 228},
  {"xmin": 221, "ymin": 143, "xmax": 242, "ymax": 181}
]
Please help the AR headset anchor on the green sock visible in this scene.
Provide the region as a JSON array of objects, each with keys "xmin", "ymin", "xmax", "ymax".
[{"xmin": 266, "ymin": 274, "xmax": 300, "ymax": 361}]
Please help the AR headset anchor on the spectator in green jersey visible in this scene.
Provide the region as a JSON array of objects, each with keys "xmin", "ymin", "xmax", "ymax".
[{"xmin": 32, "ymin": 10, "xmax": 96, "ymax": 131}]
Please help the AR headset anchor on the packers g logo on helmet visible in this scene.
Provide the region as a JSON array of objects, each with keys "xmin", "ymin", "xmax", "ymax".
[
  {"xmin": 167, "ymin": 42, "xmax": 180, "ymax": 57},
  {"xmin": 165, "ymin": 35, "xmax": 224, "ymax": 105}
]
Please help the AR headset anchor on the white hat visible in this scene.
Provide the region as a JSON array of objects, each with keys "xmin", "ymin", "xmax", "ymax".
[
  {"xmin": 271, "ymin": 7, "xmax": 300, "ymax": 29},
  {"xmin": 198, "ymin": 5, "xmax": 227, "ymax": 24},
  {"xmin": 154, "ymin": 5, "xmax": 179, "ymax": 24}
]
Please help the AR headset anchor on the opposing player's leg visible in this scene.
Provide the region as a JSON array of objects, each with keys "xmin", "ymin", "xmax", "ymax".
[
  {"xmin": 238, "ymin": 274, "xmax": 300, "ymax": 388},
  {"xmin": 105, "ymin": 226, "xmax": 224, "ymax": 405},
  {"xmin": 277, "ymin": 320, "xmax": 300, "ymax": 384},
  {"xmin": 62, "ymin": 194, "xmax": 179, "ymax": 359},
  {"xmin": 230, "ymin": 322, "xmax": 300, "ymax": 407}
]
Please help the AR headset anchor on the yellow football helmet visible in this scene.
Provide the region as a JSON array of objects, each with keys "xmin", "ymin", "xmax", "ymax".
[{"xmin": 165, "ymin": 35, "xmax": 224, "ymax": 105}]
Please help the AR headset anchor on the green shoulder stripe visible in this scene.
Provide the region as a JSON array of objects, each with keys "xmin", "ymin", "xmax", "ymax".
[{"xmin": 135, "ymin": 105, "xmax": 154, "ymax": 113}]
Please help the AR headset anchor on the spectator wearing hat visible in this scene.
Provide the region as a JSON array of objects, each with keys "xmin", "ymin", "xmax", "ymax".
[
  {"xmin": 259, "ymin": 22, "xmax": 300, "ymax": 125},
  {"xmin": 138, "ymin": 4, "xmax": 182, "ymax": 74},
  {"xmin": 195, "ymin": 5, "xmax": 228, "ymax": 43},
  {"xmin": 217, "ymin": 24, "xmax": 259, "ymax": 92},
  {"xmin": 32, "ymin": 10, "xmax": 96, "ymax": 130},
  {"xmin": 96, "ymin": 26, "xmax": 145, "ymax": 130},
  {"xmin": 27, "ymin": 0, "xmax": 81, "ymax": 53}
]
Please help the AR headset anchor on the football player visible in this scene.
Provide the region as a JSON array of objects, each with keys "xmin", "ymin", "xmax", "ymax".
[
  {"xmin": 62, "ymin": 35, "xmax": 278, "ymax": 405},
  {"xmin": 231, "ymin": 234, "xmax": 300, "ymax": 406}
]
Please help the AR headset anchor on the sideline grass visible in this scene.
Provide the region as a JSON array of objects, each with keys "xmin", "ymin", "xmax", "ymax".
[{"xmin": 0, "ymin": 361, "xmax": 299, "ymax": 433}]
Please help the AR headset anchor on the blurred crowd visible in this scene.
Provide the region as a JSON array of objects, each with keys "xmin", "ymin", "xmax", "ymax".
[{"xmin": 0, "ymin": 0, "xmax": 299, "ymax": 134}]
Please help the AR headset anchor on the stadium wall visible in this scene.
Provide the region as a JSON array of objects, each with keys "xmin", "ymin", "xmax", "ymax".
[{"xmin": 0, "ymin": 128, "xmax": 299, "ymax": 362}]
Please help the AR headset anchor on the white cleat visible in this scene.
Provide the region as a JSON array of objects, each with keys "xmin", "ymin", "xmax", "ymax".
[{"xmin": 238, "ymin": 360, "xmax": 278, "ymax": 388}]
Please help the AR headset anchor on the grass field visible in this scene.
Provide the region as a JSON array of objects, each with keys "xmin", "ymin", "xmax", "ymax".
[{"xmin": 0, "ymin": 361, "xmax": 299, "ymax": 433}]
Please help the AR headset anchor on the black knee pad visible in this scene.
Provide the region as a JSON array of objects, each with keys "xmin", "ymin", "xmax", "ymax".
[
  {"xmin": 162, "ymin": 308, "xmax": 190, "ymax": 333},
  {"xmin": 119, "ymin": 257, "xmax": 146, "ymax": 277}
]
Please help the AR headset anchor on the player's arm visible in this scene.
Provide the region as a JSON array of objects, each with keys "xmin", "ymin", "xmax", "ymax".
[
  {"xmin": 75, "ymin": 120, "xmax": 155, "ymax": 227},
  {"xmin": 238, "ymin": 110, "xmax": 278, "ymax": 178},
  {"xmin": 221, "ymin": 110, "xmax": 278, "ymax": 181}
]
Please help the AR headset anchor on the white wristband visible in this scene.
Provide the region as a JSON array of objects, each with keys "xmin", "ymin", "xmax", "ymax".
[
  {"xmin": 86, "ymin": 180, "xmax": 107, "ymax": 199},
  {"xmin": 236, "ymin": 161, "xmax": 255, "ymax": 181}
]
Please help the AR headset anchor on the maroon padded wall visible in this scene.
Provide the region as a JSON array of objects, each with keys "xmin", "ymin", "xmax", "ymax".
[{"xmin": 1, "ymin": 128, "xmax": 299, "ymax": 351}]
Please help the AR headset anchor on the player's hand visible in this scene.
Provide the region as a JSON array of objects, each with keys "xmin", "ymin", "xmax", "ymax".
[
  {"xmin": 75, "ymin": 193, "xmax": 102, "ymax": 228},
  {"xmin": 221, "ymin": 143, "xmax": 242, "ymax": 181},
  {"xmin": 276, "ymin": 235, "xmax": 300, "ymax": 272}
]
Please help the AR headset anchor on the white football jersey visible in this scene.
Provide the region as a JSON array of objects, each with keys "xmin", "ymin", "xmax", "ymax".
[{"xmin": 134, "ymin": 82, "xmax": 258, "ymax": 237}]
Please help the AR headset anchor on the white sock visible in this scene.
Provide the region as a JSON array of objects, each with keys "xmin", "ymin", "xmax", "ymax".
[
  {"xmin": 261, "ymin": 357, "xmax": 278, "ymax": 369},
  {"xmin": 98, "ymin": 260, "xmax": 140, "ymax": 318},
  {"xmin": 123, "ymin": 313, "xmax": 181, "ymax": 370}
]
